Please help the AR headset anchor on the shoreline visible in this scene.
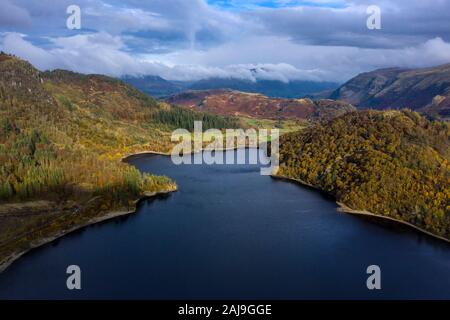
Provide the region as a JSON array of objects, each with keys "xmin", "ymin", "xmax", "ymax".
[
  {"xmin": 336, "ymin": 202, "xmax": 450, "ymax": 243},
  {"xmin": 126, "ymin": 151, "xmax": 450, "ymax": 244},
  {"xmin": 2, "ymin": 148, "xmax": 447, "ymax": 272},
  {"xmin": 120, "ymin": 145, "xmax": 261, "ymax": 161},
  {"xmin": 0, "ymin": 188, "xmax": 177, "ymax": 273},
  {"xmin": 1, "ymin": 144, "xmax": 230, "ymax": 273},
  {"xmin": 0, "ymin": 148, "xmax": 184, "ymax": 273},
  {"xmin": 272, "ymin": 174, "xmax": 450, "ymax": 243}
]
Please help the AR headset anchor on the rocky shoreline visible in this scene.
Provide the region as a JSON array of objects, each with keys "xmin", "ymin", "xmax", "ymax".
[
  {"xmin": 124, "ymin": 152, "xmax": 450, "ymax": 243},
  {"xmin": 1, "ymin": 146, "xmax": 226, "ymax": 273},
  {"xmin": 0, "ymin": 188, "xmax": 177, "ymax": 273},
  {"xmin": 2, "ymin": 149, "xmax": 447, "ymax": 273},
  {"xmin": 120, "ymin": 145, "xmax": 261, "ymax": 161},
  {"xmin": 271, "ymin": 174, "xmax": 450, "ymax": 243},
  {"xmin": 336, "ymin": 202, "xmax": 450, "ymax": 243}
]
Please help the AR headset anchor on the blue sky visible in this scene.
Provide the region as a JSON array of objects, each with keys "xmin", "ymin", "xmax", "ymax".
[
  {"xmin": 1, "ymin": 0, "xmax": 450, "ymax": 82},
  {"xmin": 207, "ymin": 0, "xmax": 347, "ymax": 9}
]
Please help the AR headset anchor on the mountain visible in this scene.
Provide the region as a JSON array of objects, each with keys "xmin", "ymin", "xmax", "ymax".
[
  {"xmin": 165, "ymin": 89, "xmax": 355, "ymax": 121},
  {"xmin": 329, "ymin": 64, "xmax": 450, "ymax": 118},
  {"xmin": 277, "ymin": 110, "xmax": 450, "ymax": 240},
  {"xmin": 188, "ymin": 78, "xmax": 339, "ymax": 99},
  {"xmin": 121, "ymin": 75, "xmax": 183, "ymax": 98},
  {"xmin": 122, "ymin": 75, "xmax": 339, "ymax": 99},
  {"xmin": 0, "ymin": 54, "xmax": 235, "ymax": 269},
  {"xmin": 421, "ymin": 94, "xmax": 450, "ymax": 119}
]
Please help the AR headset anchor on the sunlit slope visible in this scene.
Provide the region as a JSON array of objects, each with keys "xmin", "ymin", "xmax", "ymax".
[{"xmin": 278, "ymin": 110, "xmax": 450, "ymax": 240}]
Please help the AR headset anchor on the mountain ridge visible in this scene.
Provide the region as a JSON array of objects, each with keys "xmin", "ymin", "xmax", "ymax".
[
  {"xmin": 329, "ymin": 63, "xmax": 450, "ymax": 118},
  {"xmin": 165, "ymin": 89, "xmax": 356, "ymax": 121},
  {"xmin": 122, "ymin": 75, "xmax": 340, "ymax": 99}
]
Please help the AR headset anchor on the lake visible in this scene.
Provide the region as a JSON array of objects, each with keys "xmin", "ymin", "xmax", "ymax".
[{"xmin": 0, "ymin": 150, "xmax": 449, "ymax": 299}]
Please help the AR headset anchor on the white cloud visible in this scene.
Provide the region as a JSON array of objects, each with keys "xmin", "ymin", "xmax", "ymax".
[
  {"xmin": 3, "ymin": 32, "xmax": 450, "ymax": 83},
  {"xmin": 1, "ymin": 33, "xmax": 56, "ymax": 70},
  {"xmin": 2, "ymin": 0, "xmax": 450, "ymax": 82}
]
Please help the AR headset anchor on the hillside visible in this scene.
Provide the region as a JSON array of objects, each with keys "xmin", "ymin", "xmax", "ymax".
[
  {"xmin": 277, "ymin": 110, "xmax": 450, "ymax": 240},
  {"xmin": 0, "ymin": 54, "xmax": 236, "ymax": 268},
  {"xmin": 329, "ymin": 64, "xmax": 450, "ymax": 118},
  {"xmin": 166, "ymin": 89, "xmax": 355, "ymax": 121}
]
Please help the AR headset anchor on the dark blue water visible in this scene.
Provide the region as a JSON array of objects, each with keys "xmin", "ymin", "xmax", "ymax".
[{"xmin": 0, "ymin": 150, "xmax": 449, "ymax": 299}]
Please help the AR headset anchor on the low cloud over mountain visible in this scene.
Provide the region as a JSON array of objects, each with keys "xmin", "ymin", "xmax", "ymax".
[{"xmin": 2, "ymin": 0, "xmax": 450, "ymax": 82}]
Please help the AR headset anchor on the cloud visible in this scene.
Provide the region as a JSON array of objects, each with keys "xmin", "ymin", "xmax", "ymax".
[
  {"xmin": 1, "ymin": 33, "xmax": 56, "ymax": 70},
  {"xmin": 0, "ymin": 1, "xmax": 32, "ymax": 29},
  {"xmin": 9, "ymin": 0, "xmax": 252, "ymax": 51},
  {"xmin": 151, "ymin": 35, "xmax": 450, "ymax": 82},
  {"xmin": 1, "ymin": 0, "xmax": 450, "ymax": 82},
  {"xmin": 248, "ymin": 1, "xmax": 450, "ymax": 48},
  {"xmin": 3, "ymin": 31, "xmax": 450, "ymax": 83},
  {"xmin": 0, "ymin": 32, "xmax": 322, "ymax": 81}
]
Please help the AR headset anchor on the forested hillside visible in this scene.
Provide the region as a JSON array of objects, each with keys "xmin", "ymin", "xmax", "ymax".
[
  {"xmin": 278, "ymin": 110, "xmax": 450, "ymax": 240},
  {"xmin": 0, "ymin": 55, "xmax": 174, "ymax": 205},
  {"xmin": 0, "ymin": 54, "xmax": 239, "ymax": 203},
  {"xmin": 0, "ymin": 54, "xmax": 236, "ymax": 266}
]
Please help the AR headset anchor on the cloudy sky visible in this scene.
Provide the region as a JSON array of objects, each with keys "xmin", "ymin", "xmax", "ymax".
[{"xmin": 1, "ymin": 0, "xmax": 450, "ymax": 83}]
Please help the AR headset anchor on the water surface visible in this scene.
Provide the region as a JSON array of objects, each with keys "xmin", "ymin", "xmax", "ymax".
[{"xmin": 0, "ymin": 150, "xmax": 449, "ymax": 299}]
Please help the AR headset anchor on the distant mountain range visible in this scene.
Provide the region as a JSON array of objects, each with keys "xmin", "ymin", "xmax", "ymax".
[
  {"xmin": 124, "ymin": 64, "xmax": 450, "ymax": 120},
  {"xmin": 165, "ymin": 89, "xmax": 355, "ymax": 121},
  {"xmin": 122, "ymin": 75, "xmax": 339, "ymax": 99},
  {"xmin": 329, "ymin": 64, "xmax": 450, "ymax": 119},
  {"xmin": 187, "ymin": 78, "xmax": 339, "ymax": 99},
  {"xmin": 122, "ymin": 75, "xmax": 184, "ymax": 98}
]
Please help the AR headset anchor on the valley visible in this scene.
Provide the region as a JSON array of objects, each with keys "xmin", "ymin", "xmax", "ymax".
[
  {"xmin": 0, "ymin": 52, "xmax": 449, "ymax": 276},
  {"xmin": 2, "ymin": 0, "xmax": 450, "ymax": 302}
]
